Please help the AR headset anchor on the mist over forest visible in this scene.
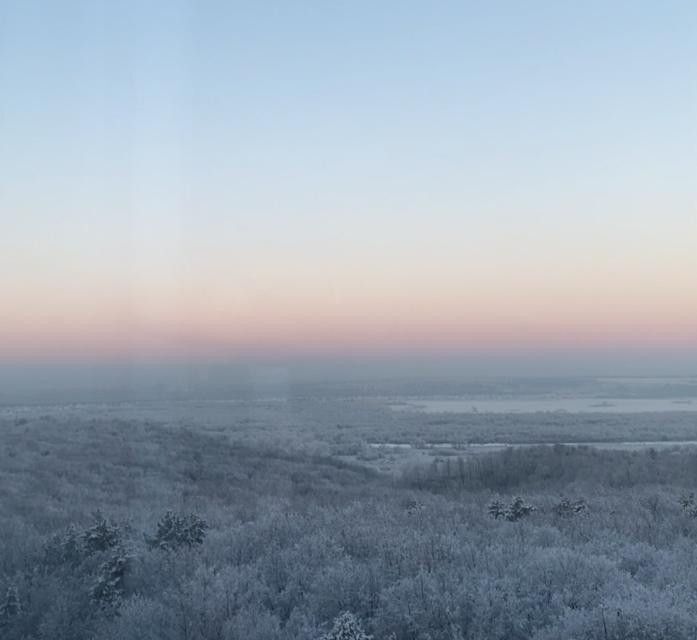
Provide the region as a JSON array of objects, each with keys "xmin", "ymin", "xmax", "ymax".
[{"xmin": 3, "ymin": 348, "xmax": 697, "ymax": 404}]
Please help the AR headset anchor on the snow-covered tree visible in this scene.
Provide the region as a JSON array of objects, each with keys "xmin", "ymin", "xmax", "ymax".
[
  {"xmin": 553, "ymin": 496, "xmax": 588, "ymax": 517},
  {"xmin": 82, "ymin": 512, "xmax": 121, "ymax": 555},
  {"xmin": 488, "ymin": 498, "xmax": 506, "ymax": 520},
  {"xmin": 0, "ymin": 586, "xmax": 20, "ymax": 624},
  {"xmin": 505, "ymin": 497, "xmax": 535, "ymax": 521},
  {"xmin": 680, "ymin": 493, "xmax": 697, "ymax": 518},
  {"xmin": 90, "ymin": 549, "xmax": 129, "ymax": 609},
  {"xmin": 320, "ymin": 612, "xmax": 372, "ymax": 640},
  {"xmin": 146, "ymin": 511, "xmax": 207, "ymax": 551},
  {"xmin": 489, "ymin": 497, "xmax": 535, "ymax": 521}
]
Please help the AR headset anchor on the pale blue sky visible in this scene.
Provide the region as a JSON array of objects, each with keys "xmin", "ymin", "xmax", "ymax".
[{"xmin": 1, "ymin": 1, "xmax": 696, "ymax": 369}]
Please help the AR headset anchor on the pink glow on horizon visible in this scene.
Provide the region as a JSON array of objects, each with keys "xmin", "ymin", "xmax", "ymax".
[
  {"xmin": 3, "ymin": 247, "xmax": 696, "ymax": 362},
  {"xmin": 3, "ymin": 308, "xmax": 696, "ymax": 362}
]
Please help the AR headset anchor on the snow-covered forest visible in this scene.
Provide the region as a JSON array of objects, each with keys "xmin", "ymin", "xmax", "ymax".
[{"xmin": 3, "ymin": 394, "xmax": 697, "ymax": 639}]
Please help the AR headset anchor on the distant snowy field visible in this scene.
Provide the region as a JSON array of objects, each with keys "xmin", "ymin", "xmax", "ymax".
[
  {"xmin": 393, "ymin": 397, "xmax": 697, "ymax": 414},
  {"xmin": 386, "ymin": 376, "xmax": 697, "ymax": 414}
]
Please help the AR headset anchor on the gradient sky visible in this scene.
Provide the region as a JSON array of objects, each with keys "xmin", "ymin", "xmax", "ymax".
[{"xmin": 1, "ymin": 1, "xmax": 696, "ymax": 371}]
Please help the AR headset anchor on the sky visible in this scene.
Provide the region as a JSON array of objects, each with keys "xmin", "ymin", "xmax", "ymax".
[{"xmin": 1, "ymin": 1, "xmax": 696, "ymax": 380}]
